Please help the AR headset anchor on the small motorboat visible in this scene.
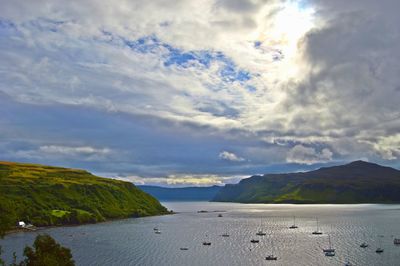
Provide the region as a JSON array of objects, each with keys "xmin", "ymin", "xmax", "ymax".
[
  {"xmin": 265, "ymin": 255, "xmax": 277, "ymax": 261},
  {"xmin": 155, "ymin": 230, "xmax": 161, "ymax": 234},
  {"xmin": 360, "ymin": 242, "xmax": 368, "ymax": 248},
  {"xmin": 202, "ymin": 242, "xmax": 211, "ymax": 246},
  {"xmin": 221, "ymin": 233, "xmax": 230, "ymax": 237},
  {"xmin": 324, "ymin": 251, "xmax": 335, "ymax": 257},
  {"xmin": 376, "ymin": 248, "xmax": 384, "ymax": 253},
  {"xmin": 180, "ymin": 247, "xmax": 189, "ymax": 250},
  {"xmin": 250, "ymin": 239, "xmax": 260, "ymax": 243},
  {"xmin": 256, "ymin": 231, "xmax": 266, "ymax": 236},
  {"xmin": 394, "ymin": 238, "xmax": 400, "ymax": 245},
  {"xmin": 218, "ymin": 214, "xmax": 223, "ymax": 217}
]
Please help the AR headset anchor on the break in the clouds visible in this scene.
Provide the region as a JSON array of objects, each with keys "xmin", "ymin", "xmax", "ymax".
[{"xmin": 0, "ymin": 0, "xmax": 399, "ymax": 186}]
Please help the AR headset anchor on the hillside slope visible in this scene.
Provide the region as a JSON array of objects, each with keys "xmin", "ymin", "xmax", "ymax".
[
  {"xmin": 0, "ymin": 161, "xmax": 168, "ymax": 234},
  {"xmin": 138, "ymin": 185, "xmax": 222, "ymax": 201},
  {"xmin": 213, "ymin": 161, "xmax": 400, "ymax": 203}
]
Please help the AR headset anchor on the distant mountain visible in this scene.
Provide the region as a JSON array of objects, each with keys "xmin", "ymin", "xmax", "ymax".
[
  {"xmin": 213, "ymin": 161, "xmax": 400, "ymax": 204},
  {"xmin": 138, "ymin": 185, "xmax": 222, "ymax": 201},
  {"xmin": 0, "ymin": 161, "xmax": 168, "ymax": 235}
]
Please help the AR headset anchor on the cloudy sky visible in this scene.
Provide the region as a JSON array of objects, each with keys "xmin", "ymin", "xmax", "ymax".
[{"xmin": 1, "ymin": 0, "xmax": 399, "ymax": 186}]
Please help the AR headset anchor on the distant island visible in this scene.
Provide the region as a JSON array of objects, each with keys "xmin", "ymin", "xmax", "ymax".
[
  {"xmin": 0, "ymin": 161, "xmax": 169, "ymax": 234},
  {"xmin": 213, "ymin": 161, "xmax": 400, "ymax": 204},
  {"xmin": 138, "ymin": 185, "xmax": 222, "ymax": 201}
]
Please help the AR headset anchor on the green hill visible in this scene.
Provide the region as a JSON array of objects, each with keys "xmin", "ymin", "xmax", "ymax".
[
  {"xmin": 213, "ymin": 161, "xmax": 400, "ymax": 204},
  {"xmin": 0, "ymin": 161, "xmax": 168, "ymax": 235}
]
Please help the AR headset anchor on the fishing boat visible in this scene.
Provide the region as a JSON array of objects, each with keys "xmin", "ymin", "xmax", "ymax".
[
  {"xmin": 250, "ymin": 239, "xmax": 260, "ymax": 243},
  {"xmin": 394, "ymin": 238, "xmax": 400, "ymax": 245},
  {"xmin": 289, "ymin": 216, "xmax": 298, "ymax": 229},
  {"xmin": 312, "ymin": 218, "xmax": 323, "ymax": 235}
]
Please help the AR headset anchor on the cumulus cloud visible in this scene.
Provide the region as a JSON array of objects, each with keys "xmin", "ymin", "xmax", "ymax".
[
  {"xmin": 219, "ymin": 151, "xmax": 245, "ymax": 162},
  {"xmin": 0, "ymin": 0, "xmax": 399, "ymax": 184},
  {"xmin": 286, "ymin": 144, "xmax": 333, "ymax": 165},
  {"xmin": 13, "ymin": 144, "xmax": 112, "ymax": 162},
  {"xmin": 39, "ymin": 145, "xmax": 110, "ymax": 155},
  {"xmin": 117, "ymin": 174, "xmax": 245, "ymax": 187}
]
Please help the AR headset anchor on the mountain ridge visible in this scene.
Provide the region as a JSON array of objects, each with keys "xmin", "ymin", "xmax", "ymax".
[{"xmin": 213, "ymin": 161, "xmax": 400, "ymax": 204}]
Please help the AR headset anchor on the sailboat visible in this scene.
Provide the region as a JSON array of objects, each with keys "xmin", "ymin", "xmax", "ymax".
[
  {"xmin": 360, "ymin": 233, "xmax": 368, "ymax": 248},
  {"xmin": 375, "ymin": 235, "xmax": 384, "ymax": 253},
  {"xmin": 202, "ymin": 234, "xmax": 211, "ymax": 245},
  {"xmin": 256, "ymin": 219, "xmax": 267, "ymax": 236},
  {"xmin": 289, "ymin": 216, "xmax": 298, "ymax": 229},
  {"xmin": 312, "ymin": 218, "xmax": 323, "ymax": 235},
  {"xmin": 323, "ymin": 234, "xmax": 335, "ymax": 256},
  {"xmin": 265, "ymin": 236, "xmax": 278, "ymax": 261}
]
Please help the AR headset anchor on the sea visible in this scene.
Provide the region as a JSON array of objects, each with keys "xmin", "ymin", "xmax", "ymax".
[{"xmin": 1, "ymin": 202, "xmax": 400, "ymax": 266}]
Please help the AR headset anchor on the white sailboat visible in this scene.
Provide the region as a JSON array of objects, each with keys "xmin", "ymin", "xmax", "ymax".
[{"xmin": 323, "ymin": 234, "xmax": 335, "ymax": 256}]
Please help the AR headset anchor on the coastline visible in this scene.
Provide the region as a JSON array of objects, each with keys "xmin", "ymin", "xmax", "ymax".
[{"xmin": 4, "ymin": 211, "xmax": 174, "ymax": 237}]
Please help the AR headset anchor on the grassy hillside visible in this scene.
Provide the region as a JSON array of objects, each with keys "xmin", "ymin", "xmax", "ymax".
[
  {"xmin": 213, "ymin": 161, "xmax": 400, "ymax": 204},
  {"xmin": 0, "ymin": 161, "xmax": 169, "ymax": 235},
  {"xmin": 138, "ymin": 185, "xmax": 222, "ymax": 201}
]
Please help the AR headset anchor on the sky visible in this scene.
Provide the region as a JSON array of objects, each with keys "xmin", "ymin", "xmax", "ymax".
[{"xmin": 0, "ymin": 0, "xmax": 399, "ymax": 187}]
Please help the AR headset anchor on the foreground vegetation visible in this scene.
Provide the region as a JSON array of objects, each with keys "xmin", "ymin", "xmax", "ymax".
[
  {"xmin": 0, "ymin": 161, "xmax": 168, "ymax": 234},
  {"xmin": 213, "ymin": 161, "xmax": 400, "ymax": 203},
  {"xmin": 1, "ymin": 234, "xmax": 74, "ymax": 266}
]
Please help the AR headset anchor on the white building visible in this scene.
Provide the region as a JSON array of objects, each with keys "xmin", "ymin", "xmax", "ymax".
[{"xmin": 18, "ymin": 221, "xmax": 26, "ymax": 228}]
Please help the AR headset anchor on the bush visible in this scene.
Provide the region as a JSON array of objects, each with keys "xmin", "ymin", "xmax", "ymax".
[{"xmin": 21, "ymin": 234, "xmax": 74, "ymax": 266}]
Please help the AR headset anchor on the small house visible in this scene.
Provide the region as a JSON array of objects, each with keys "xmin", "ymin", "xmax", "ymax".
[{"xmin": 18, "ymin": 221, "xmax": 26, "ymax": 228}]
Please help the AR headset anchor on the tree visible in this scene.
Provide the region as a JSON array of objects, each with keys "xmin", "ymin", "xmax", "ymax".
[{"xmin": 21, "ymin": 234, "xmax": 74, "ymax": 266}]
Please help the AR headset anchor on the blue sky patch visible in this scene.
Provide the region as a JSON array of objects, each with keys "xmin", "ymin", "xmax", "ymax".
[{"xmin": 118, "ymin": 34, "xmax": 252, "ymax": 83}]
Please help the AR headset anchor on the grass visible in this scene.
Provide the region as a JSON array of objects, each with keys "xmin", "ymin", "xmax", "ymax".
[{"xmin": 0, "ymin": 161, "xmax": 169, "ymax": 235}]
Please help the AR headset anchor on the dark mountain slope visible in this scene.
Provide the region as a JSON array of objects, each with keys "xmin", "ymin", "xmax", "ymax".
[{"xmin": 213, "ymin": 161, "xmax": 400, "ymax": 204}]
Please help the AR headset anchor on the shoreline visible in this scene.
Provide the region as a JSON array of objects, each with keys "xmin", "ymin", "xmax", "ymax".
[{"xmin": 4, "ymin": 211, "xmax": 174, "ymax": 237}]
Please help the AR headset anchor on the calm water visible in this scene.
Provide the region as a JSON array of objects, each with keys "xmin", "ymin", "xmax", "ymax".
[{"xmin": 1, "ymin": 202, "xmax": 400, "ymax": 265}]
